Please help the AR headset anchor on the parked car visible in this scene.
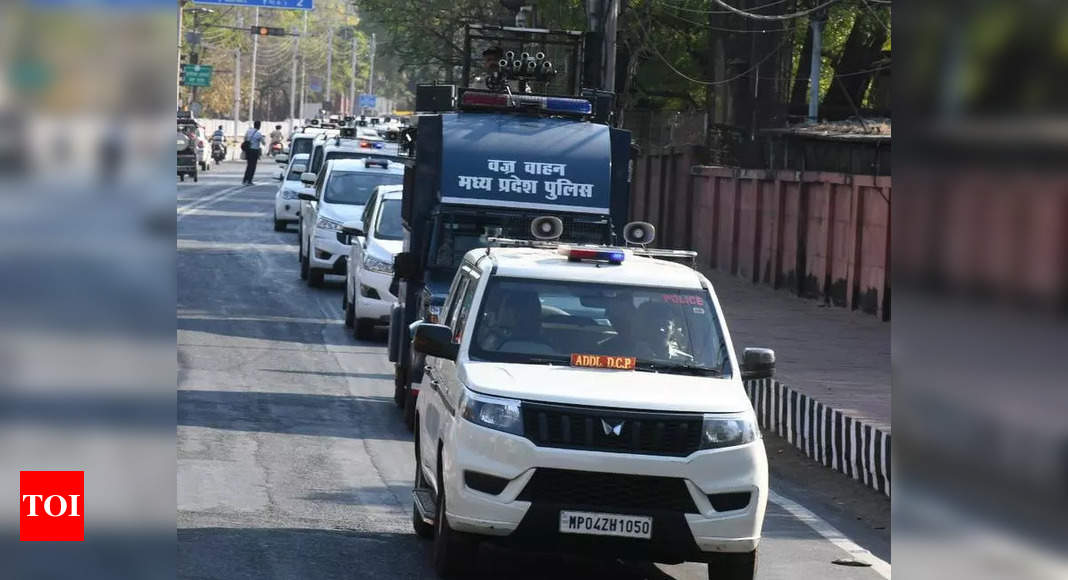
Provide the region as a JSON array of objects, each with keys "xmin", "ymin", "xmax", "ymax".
[
  {"xmin": 340, "ymin": 185, "xmax": 404, "ymax": 338},
  {"xmin": 297, "ymin": 157, "xmax": 404, "ymax": 286}
]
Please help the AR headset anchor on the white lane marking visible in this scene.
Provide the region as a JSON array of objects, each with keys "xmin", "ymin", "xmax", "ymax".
[
  {"xmin": 177, "ymin": 239, "xmax": 297, "ymax": 252},
  {"xmin": 769, "ymin": 489, "xmax": 891, "ymax": 579},
  {"xmin": 178, "ymin": 313, "xmax": 342, "ymax": 325},
  {"xmin": 177, "ymin": 209, "xmax": 269, "ymax": 218},
  {"xmin": 177, "ymin": 184, "xmax": 246, "ymax": 219}
]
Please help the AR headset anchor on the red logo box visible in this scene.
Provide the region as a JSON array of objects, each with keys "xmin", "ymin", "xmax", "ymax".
[{"xmin": 19, "ymin": 471, "xmax": 84, "ymax": 541}]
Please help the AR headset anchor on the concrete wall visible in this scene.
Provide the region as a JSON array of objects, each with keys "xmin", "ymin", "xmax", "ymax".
[{"xmin": 632, "ymin": 146, "xmax": 892, "ymax": 319}]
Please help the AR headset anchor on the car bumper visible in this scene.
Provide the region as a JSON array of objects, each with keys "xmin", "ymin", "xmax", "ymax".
[
  {"xmin": 309, "ymin": 229, "xmax": 350, "ymax": 273},
  {"xmin": 274, "ymin": 196, "xmax": 300, "ymax": 221},
  {"xmin": 442, "ymin": 418, "xmax": 767, "ymax": 562},
  {"xmin": 354, "ymin": 267, "xmax": 395, "ymax": 321}
]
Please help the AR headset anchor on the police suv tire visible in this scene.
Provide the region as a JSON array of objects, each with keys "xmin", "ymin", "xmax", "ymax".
[
  {"xmin": 343, "ymin": 293, "xmax": 355, "ymax": 328},
  {"xmin": 403, "ymin": 389, "xmax": 416, "ymax": 432},
  {"xmin": 355, "ymin": 317, "xmax": 375, "ymax": 340},
  {"xmin": 393, "ymin": 381, "xmax": 405, "ymax": 408},
  {"xmin": 411, "ymin": 429, "xmax": 434, "ymax": 539},
  {"xmin": 432, "ymin": 480, "xmax": 477, "ymax": 577},
  {"xmin": 299, "ymin": 250, "xmax": 309, "ymax": 280},
  {"xmin": 273, "ymin": 218, "xmax": 285, "ymax": 232},
  {"xmin": 307, "ymin": 267, "xmax": 324, "ymax": 287},
  {"xmin": 706, "ymin": 550, "xmax": 756, "ymax": 580}
]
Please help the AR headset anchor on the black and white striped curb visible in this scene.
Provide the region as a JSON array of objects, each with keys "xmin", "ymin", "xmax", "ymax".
[{"xmin": 745, "ymin": 378, "xmax": 891, "ymax": 497}]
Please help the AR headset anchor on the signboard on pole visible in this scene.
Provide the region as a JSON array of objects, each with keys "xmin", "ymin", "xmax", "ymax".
[
  {"xmin": 193, "ymin": 0, "xmax": 313, "ymax": 10},
  {"xmin": 358, "ymin": 94, "xmax": 376, "ymax": 109},
  {"xmin": 181, "ymin": 65, "xmax": 214, "ymax": 88}
]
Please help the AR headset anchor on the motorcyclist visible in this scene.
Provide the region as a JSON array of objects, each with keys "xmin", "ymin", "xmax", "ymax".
[
  {"xmin": 211, "ymin": 125, "xmax": 225, "ymax": 144},
  {"xmin": 269, "ymin": 125, "xmax": 284, "ymax": 154}
]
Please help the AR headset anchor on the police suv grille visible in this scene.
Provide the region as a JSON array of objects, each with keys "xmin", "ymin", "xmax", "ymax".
[
  {"xmin": 517, "ymin": 468, "xmax": 698, "ymax": 513},
  {"xmin": 521, "ymin": 401, "xmax": 703, "ymax": 457}
]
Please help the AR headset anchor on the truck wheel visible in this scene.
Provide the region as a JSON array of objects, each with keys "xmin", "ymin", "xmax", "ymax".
[
  {"xmin": 354, "ymin": 317, "xmax": 375, "ymax": 340},
  {"xmin": 432, "ymin": 476, "xmax": 477, "ymax": 577},
  {"xmin": 706, "ymin": 550, "xmax": 756, "ymax": 580}
]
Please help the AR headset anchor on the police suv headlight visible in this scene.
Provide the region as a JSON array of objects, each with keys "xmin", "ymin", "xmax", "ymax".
[
  {"xmin": 459, "ymin": 390, "xmax": 523, "ymax": 436},
  {"xmin": 362, "ymin": 255, "xmax": 393, "ymax": 274},
  {"xmin": 316, "ymin": 217, "xmax": 343, "ymax": 231},
  {"xmin": 700, "ymin": 413, "xmax": 758, "ymax": 449}
]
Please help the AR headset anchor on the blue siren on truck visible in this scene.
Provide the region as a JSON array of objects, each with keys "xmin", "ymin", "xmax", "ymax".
[{"xmin": 460, "ymin": 90, "xmax": 593, "ymax": 116}]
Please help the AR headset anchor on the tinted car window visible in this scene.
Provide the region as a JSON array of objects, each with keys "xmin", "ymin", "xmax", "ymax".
[
  {"xmin": 323, "ymin": 171, "xmax": 403, "ymax": 205},
  {"xmin": 291, "ymin": 138, "xmax": 314, "ymax": 157},
  {"xmin": 375, "ymin": 199, "xmax": 403, "ymax": 240}
]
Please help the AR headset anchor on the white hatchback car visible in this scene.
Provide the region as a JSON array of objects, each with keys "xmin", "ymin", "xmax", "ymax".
[
  {"xmin": 273, "ymin": 153, "xmax": 310, "ymax": 231},
  {"xmin": 341, "ymin": 185, "xmax": 404, "ymax": 339},
  {"xmin": 410, "ymin": 245, "xmax": 773, "ymax": 579},
  {"xmin": 298, "ymin": 158, "xmax": 404, "ymax": 286}
]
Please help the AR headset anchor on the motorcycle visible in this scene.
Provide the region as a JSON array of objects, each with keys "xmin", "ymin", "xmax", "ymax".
[
  {"xmin": 269, "ymin": 141, "xmax": 284, "ymax": 157},
  {"xmin": 211, "ymin": 141, "xmax": 226, "ymax": 163}
]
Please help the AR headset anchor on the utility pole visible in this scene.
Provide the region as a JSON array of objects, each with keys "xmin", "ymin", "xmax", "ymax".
[
  {"xmin": 349, "ymin": 29, "xmax": 358, "ymax": 116},
  {"xmin": 808, "ymin": 13, "xmax": 824, "ymax": 122},
  {"xmin": 325, "ymin": 25, "xmax": 334, "ymax": 111},
  {"xmin": 290, "ymin": 19, "xmax": 301, "ymax": 130},
  {"xmin": 249, "ymin": 7, "xmax": 259, "ymax": 122},
  {"xmin": 234, "ymin": 11, "xmax": 243, "ymax": 136},
  {"xmin": 602, "ymin": 0, "xmax": 618, "ymax": 92},
  {"xmin": 367, "ymin": 33, "xmax": 376, "ymax": 98},
  {"xmin": 298, "ymin": 11, "xmax": 308, "ymax": 121}
]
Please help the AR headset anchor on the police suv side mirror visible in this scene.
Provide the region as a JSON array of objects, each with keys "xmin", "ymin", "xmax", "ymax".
[
  {"xmin": 741, "ymin": 348, "xmax": 775, "ymax": 381},
  {"xmin": 300, "ymin": 172, "xmax": 317, "ymax": 186},
  {"xmin": 297, "ymin": 192, "xmax": 316, "ymax": 202},
  {"xmin": 275, "ymin": 154, "xmax": 289, "ymax": 164},
  {"xmin": 337, "ymin": 221, "xmax": 364, "ymax": 245},
  {"xmin": 411, "ymin": 323, "xmax": 457, "ymax": 361}
]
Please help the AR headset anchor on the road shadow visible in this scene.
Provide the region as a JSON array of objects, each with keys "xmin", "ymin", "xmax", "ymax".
[
  {"xmin": 178, "ymin": 389, "xmax": 408, "ymax": 442},
  {"xmin": 177, "ymin": 527, "xmax": 691, "ymax": 579}
]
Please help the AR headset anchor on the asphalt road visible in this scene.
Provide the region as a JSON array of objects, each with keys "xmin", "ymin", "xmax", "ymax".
[{"xmin": 177, "ymin": 160, "xmax": 891, "ymax": 579}]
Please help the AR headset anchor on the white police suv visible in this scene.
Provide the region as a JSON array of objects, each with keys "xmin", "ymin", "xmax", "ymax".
[
  {"xmin": 410, "ymin": 242, "xmax": 774, "ymax": 579},
  {"xmin": 340, "ymin": 185, "xmax": 404, "ymax": 339},
  {"xmin": 273, "ymin": 152, "xmax": 310, "ymax": 231},
  {"xmin": 297, "ymin": 158, "xmax": 404, "ymax": 286}
]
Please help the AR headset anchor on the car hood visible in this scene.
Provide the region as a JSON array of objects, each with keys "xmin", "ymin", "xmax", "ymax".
[
  {"xmin": 459, "ymin": 361, "xmax": 750, "ymax": 414},
  {"xmin": 367, "ymin": 237, "xmax": 403, "ymax": 261},
  {"xmin": 319, "ymin": 204, "xmax": 365, "ymax": 224}
]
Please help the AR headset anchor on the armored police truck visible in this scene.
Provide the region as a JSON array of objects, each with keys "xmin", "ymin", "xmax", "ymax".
[{"xmin": 381, "ymin": 25, "xmax": 632, "ymax": 429}]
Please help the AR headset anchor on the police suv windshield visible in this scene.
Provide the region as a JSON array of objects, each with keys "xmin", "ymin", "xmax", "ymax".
[
  {"xmin": 324, "ymin": 171, "xmax": 402, "ymax": 205},
  {"xmin": 291, "ymin": 138, "xmax": 314, "ymax": 157},
  {"xmin": 470, "ymin": 278, "xmax": 731, "ymax": 377},
  {"xmin": 375, "ymin": 199, "xmax": 403, "ymax": 240}
]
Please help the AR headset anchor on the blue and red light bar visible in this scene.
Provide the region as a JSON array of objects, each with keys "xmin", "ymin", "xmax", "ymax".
[
  {"xmin": 460, "ymin": 90, "xmax": 592, "ymax": 116},
  {"xmin": 359, "ymin": 140, "xmax": 385, "ymax": 149},
  {"xmin": 557, "ymin": 245, "xmax": 625, "ymax": 264}
]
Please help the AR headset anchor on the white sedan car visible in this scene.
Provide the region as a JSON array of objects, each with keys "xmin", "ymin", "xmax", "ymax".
[
  {"xmin": 273, "ymin": 153, "xmax": 311, "ymax": 232},
  {"xmin": 341, "ymin": 185, "xmax": 403, "ymax": 339}
]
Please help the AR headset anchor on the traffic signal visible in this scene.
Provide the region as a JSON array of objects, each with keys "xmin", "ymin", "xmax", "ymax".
[{"xmin": 250, "ymin": 26, "xmax": 287, "ymax": 37}]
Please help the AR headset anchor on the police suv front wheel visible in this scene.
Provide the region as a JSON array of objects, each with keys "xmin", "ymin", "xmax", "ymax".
[
  {"xmin": 706, "ymin": 549, "xmax": 756, "ymax": 580},
  {"xmin": 432, "ymin": 479, "xmax": 477, "ymax": 577}
]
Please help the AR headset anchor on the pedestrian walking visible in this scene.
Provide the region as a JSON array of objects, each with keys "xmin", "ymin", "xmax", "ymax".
[{"xmin": 241, "ymin": 121, "xmax": 266, "ymax": 185}]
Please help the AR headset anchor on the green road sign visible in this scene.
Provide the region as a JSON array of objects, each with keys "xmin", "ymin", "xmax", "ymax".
[{"xmin": 181, "ymin": 64, "xmax": 214, "ymax": 88}]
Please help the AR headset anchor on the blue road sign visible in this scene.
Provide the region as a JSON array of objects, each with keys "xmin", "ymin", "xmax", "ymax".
[
  {"xmin": 193, "ymin": 0, "xmax": 313, "ymax": 10},
  {"xmin": 358, "ymin": 94, "xmax": 376, "ymax": 109}
]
